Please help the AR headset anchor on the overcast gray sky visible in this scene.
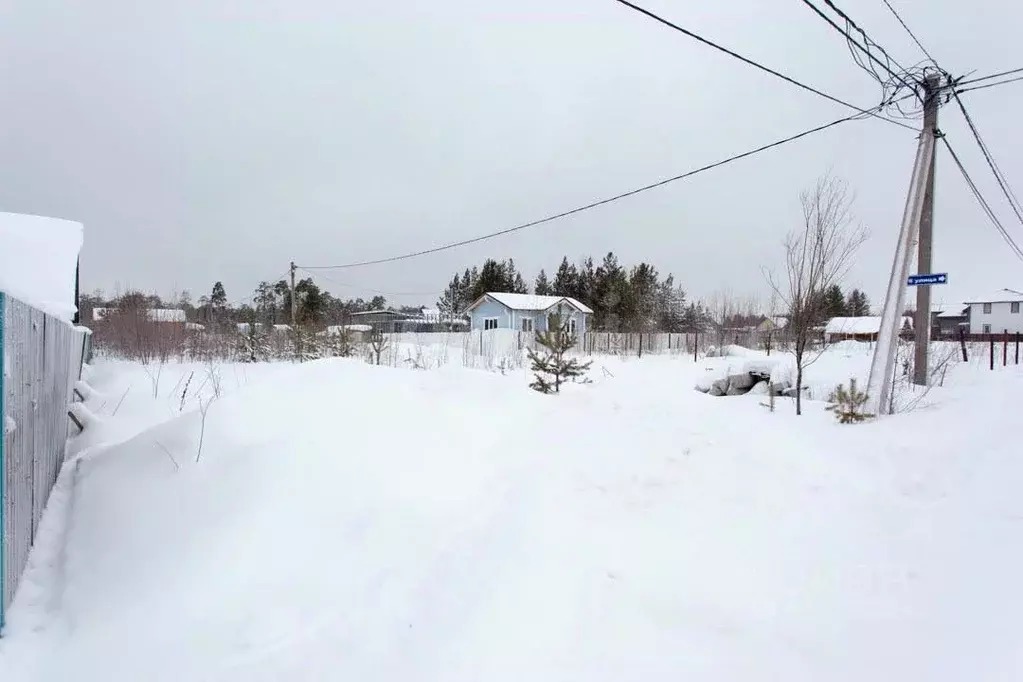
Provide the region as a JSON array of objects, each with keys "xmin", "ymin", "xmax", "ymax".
[{"xmin": 0, "ymin": 0, "xmax": 1019, "ymax": 310}]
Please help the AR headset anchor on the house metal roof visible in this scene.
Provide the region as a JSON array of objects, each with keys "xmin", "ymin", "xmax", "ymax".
[
  {"xmin": 964, "ymin": 289, "xmax": 1023, "ymax": 304},
  {"xmin": 471, "ymin": 292, "xmax": 594, "ymax": 315}
]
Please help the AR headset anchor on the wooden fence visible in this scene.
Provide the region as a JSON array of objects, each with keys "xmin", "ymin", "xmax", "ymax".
[{"xmin": 0, "ymin": 293, "xmax": 91, "ymax": 629}]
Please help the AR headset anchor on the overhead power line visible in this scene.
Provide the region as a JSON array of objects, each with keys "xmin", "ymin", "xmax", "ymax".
[
  {"xmin": 802, "ymin": 0, "xmax": 912, "ymax": 84},
  {"xmin": 611, "ymin": 0, "xmax": 915, "ymax": 131},
  {"xmin": 941, "ymin": 136, "xmax": 1023, "ymax": 263},
  {"xmin": 302, "ymin": 103, "xmax": 891, "ymax": 270},
  {"xmin": 880, "ymin": 0, "xmax": 938, "ymax": 64},
  {"xmin": 957, "ymin": 74, "xmax": 1023, "ymax": 95},
  {"xmin": 952, "ymin": 94, "xmax": 1023, "ymax": 227},
  {"xmin": 957, "ymin": 67, "xmax": 1023, "ymax": 88},
  {"xmin": 297, "ymin": 267, "xmax": 442, "ymax": 297}
]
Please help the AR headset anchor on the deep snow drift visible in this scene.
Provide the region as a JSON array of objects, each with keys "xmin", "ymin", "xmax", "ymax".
[{"xmin": 1, "ymin": 350, "xmax": 1021, "ymax": 681}]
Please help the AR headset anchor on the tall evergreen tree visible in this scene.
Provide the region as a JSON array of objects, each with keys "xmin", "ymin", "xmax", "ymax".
[
  {"xmin": 437, "ymin": 274, "xmax": 464, "ymax": 319},
  {"xmin": 513, "ymin": 271, "xmax": 528, "ymax": 295},
  {"xmin": 655, "ymin": 274, "xmax": 686, "ymax": 332},
  {"xmin": 552, "ymin": 257, "xmax": 579, "ymax": 298},
  {"xmin": 627, "ymin": 262, "xmax": 660, "ymax": 330},
  {"xmin": 211, "ymin": 281, "xmax": 227, "ymax": 309},
  {"xmin": 254, "ymin": 281, "xmax": 278, "ymax": 325},
  {"xmin": 534, "ymin": 269, "xmax": 553, "ymax": 296},
  {"xmin": 471, "ymin": 259, "xmax": 511, "ymax": 301},
  {"xmin": 576, "ymin": 256, "xmax": 596, "ymax": 306},
  {"xmin": 822, "ymin": 284, "xmax": 847, "ymax": 318},
  {"xmin": 594, "ymin": 252, "xmax": 629, "ymax": 331},
  {"xmin": 846, "ymin": 288, "xmax": 870, "ymax": 316}
]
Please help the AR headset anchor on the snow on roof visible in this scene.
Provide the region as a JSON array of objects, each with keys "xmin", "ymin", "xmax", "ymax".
[
  {"xmin": 345, "ymin": 324, "xmax": 373, "ymax": 332},
  {"xmin": 476, "ymin": 292, "xmax": 594, "ymax": 315},
  {"xmin": 937, "ymin": 307, "xmax": 968, "ymax": 319},
  {"xmin": 824, "ymin": 316, "xmax": 912, "ymax": 335},
  {"xmin": 350, "ymin": 309, "xmax": 398, "ymax": 317},
  {"xmin": 964, "ymin": 289, "xmax": 1023, "ymax": 304},
  {"xmin": 0, "ymin": 211, "xmax": 83, "ymax": 319}
]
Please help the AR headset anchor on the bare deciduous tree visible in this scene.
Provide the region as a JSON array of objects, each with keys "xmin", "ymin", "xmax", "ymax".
[
  {"xmin": 766, "ymin": 174, "xmax": 867, "ymax": 415},
  {"xmin": 368, "ymin": 330, "xmax": 389, "ymax": 366}
]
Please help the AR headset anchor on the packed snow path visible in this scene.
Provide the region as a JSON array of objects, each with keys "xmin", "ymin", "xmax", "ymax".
[{"xmin": 1, "ymin": 355, "xmax": 1021, "ymax": 681}]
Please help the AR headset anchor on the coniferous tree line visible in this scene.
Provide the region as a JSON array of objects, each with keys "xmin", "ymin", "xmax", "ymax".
[
  {"xmin": 437, "ymin": 253, "xmax": 714, "ymax": 333},
  {"xmin": 820, "ymin": 284, "xmax": 871, "ymax": 319},
  {"xmin": 83, "ymin": 279, "xmax": 391, "ymax": 330}
]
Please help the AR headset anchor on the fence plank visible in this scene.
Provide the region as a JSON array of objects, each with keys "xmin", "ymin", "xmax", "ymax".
[{"xmin": 1, "ymin": 295, "xmax": 87, "ymax": 630}]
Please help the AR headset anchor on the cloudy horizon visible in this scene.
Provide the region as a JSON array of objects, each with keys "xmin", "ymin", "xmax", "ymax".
[{"xmin": 1, "ymin": 0, "xmax": 1018, "ymax": 312}]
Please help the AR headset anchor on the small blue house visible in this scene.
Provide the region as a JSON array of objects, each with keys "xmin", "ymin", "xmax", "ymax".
[{"xmin": 465, "ymin": 292, "xmax": 593, "ymax": 335}]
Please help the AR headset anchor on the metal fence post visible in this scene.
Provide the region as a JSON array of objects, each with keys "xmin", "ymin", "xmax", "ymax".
[
  {"xmin": 959, "ymin": 327, "xmax": 968, "ymax": 362},
  {"xmin": 990, "ymin": 336, "xmax": 995, "ymax": 371}
]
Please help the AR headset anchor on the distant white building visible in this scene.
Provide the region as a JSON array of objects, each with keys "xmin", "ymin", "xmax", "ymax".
[
  {"xmin": 236, "ymin": 322, "xmax": 291, "ymax": 335},
  {"xmin": 964, "ymin": 289, "xmax": 1023, "ymax": 334},
  {"xmin": 93, "ymin": 307, "xmax": 187, "ymax": 323},
  {"xmin": 824, "ymin": 315, "xmax": 912, "ymax": 343}
]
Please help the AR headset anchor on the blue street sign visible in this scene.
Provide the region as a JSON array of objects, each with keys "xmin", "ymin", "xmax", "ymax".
[{"xmin": 907, "ymin": 273, "xmax": 948, "ymax": 286}]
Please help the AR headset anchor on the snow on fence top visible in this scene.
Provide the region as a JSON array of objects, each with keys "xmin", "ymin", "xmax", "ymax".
[{"xmin": 0, "ymin": 212, "xmax": 83, "ymax": 319}]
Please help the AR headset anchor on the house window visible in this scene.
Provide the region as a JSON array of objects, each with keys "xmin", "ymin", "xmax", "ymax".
[
  {"xmin": 1012, "ymin": 302, "xmax": 1020, "ymax": 314},
  {"xmin": 483, "ymin": 317, "xmax": 499, "ymax": 331},
  {"xmin": 567, "ymin": 318, "xmax": 577, "ymax": 334},
  {"xmin": 521, "ymin": 318, "xmax": 534, "ymax": 333},
  {"xmin": 983, "ymin": 303, "xmax": 992, "ymax": 314},
  {"xmin": 983, "ymin": 324, "xmax": 992, "ymax": 334}
]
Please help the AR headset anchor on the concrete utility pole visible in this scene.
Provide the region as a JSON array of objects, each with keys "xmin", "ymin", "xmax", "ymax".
[
  {"xmin": 866, "ymin": 82, "xmax": 938, "ymax": 415},
  {"xmin": 289, "ymin": 261, "xmax": 297, "ymax": 328},
  {"xmin": 913, "ymin": 75, "xmax": 941, "ymax": 386}
]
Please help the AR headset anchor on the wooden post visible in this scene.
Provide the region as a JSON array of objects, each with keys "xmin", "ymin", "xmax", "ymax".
[
  {"xmin": 694, "ymin": 330, "xmax": 698, "ymax": 362},
  {"xmin": 1003, "ymin": 330, "xmax": 1008, "ymax": 367},
  {"xmin": 638, "ymin": 333, "xmax": 643, "ymax": 358},
  {"xmin": 959, "ymin": 327, "xmax": 968, "ymax": 362},
  {"xmin": 990, "ymin": 335, "xmax": 995, "ymax": 370},
  {"xmin": 1016, "ymin": 332, "xmax": 1020, "ymax": 365},
  {"xmin": 479, "ymin": 330, "xmax": 483, "ymax": 357}
]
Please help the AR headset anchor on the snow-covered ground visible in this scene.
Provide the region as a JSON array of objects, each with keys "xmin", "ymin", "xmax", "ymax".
[{"xmin": 1, "ymin": 345, "xmax": 1021, "ymax": 681}]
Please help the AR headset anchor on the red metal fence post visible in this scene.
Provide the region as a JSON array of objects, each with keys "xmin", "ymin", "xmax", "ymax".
[{"xmin": 1004, "ymin": 330, "xmax": 1009, "ymax": 367}]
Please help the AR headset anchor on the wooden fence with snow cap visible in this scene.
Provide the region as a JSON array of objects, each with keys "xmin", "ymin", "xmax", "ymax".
[{"xmin": 0, "ymin": 293, "xmax": 91, "ymax": 631}]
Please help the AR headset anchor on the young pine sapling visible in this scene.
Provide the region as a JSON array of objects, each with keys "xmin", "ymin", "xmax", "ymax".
[
  {"xmin": 826, "ymin": 378, "xmax": 872, "ymax": 424},
  {"xmin": 526, "ymin": 313, "xmax": 592, "ymax": 394}
]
